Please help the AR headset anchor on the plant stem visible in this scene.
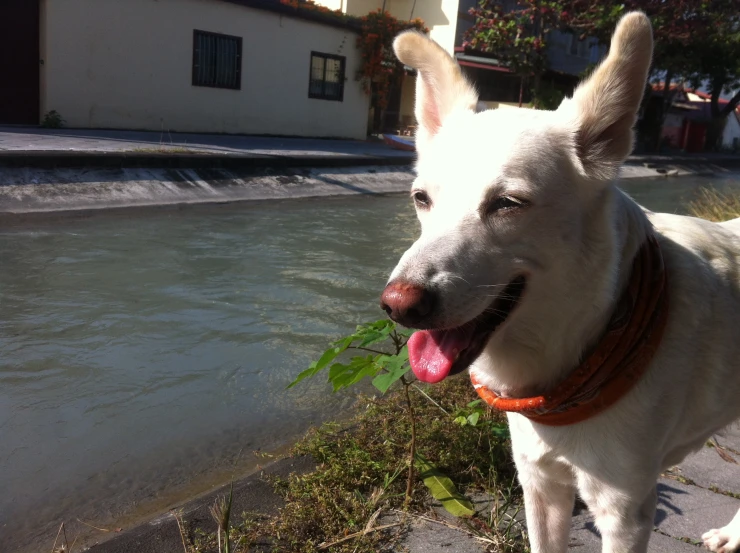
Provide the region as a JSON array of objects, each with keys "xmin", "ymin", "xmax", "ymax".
[
  {"xmin": 349, "ymin": 346, "xmax": 387, "ymax": 355},
  {"xmin": 401, "ymin": 375, "xmax": 417, "ymax": 508},
  {"xmin": 412, "ymin": 384, "xmax": 449, "ymax": 416}
]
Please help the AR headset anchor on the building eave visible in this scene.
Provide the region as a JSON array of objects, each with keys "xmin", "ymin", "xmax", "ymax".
[{"xmin": 218, "ymin": 0, "xmax": 362, "ymax": 33}]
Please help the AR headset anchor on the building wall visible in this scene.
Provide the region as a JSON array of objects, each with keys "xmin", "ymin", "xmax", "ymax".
[
  {"xmin": 324, "ymin": 0, "xmax": 458, "ymax": 54},
  {"xmin": 39, "ymin": 0, "xmax": 369, "ymax": 138},
  {"xmin": 546, "ymin": 31, "xmax": 604, "ymax": 77},
  {"xmin": 722, "ymin": 113, "xmax": 740, "ymax": 150}
]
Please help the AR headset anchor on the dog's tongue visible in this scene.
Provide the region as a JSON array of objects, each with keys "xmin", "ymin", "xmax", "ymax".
[{"xmin": 408, "ymin": 328, "xmax": 473, "ymax": 383}]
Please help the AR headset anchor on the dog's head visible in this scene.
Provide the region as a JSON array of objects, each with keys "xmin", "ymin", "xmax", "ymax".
[{"xmin": 381, "ymin": 13, "xmax": 653, "ymax": 387}]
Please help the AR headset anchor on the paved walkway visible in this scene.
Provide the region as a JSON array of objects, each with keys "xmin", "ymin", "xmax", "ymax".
[
  {"xmin": 1, "ymin": 127, "xmax": 738, "ymax": 170},
  {"xmin": 0, "ymin": 127, "xmax": 412, "ymax": 160},
  {"xmin": 400, "ymin": 424, "xmax": 740, "ymax": 553}
]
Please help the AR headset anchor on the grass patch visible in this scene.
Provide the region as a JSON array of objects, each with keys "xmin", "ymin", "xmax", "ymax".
[
  {"xmin": 688, "ymin": 187, "xmax": 740, "ymax": 222},
  {"xmin": 185, "ymin": 377, "xmax": 524, "ymax": 553}
]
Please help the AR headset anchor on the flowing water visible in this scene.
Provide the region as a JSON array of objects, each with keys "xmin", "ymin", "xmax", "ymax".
[{"xmin": 0, "ymin": 174, "xmax": 738, "ymax": 552}]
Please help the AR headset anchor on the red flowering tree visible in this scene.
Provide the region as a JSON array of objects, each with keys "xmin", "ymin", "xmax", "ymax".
[
  {"xmin": 357, "ymin": 10, "xmax": 428, "ymax": 112},
  {"xmin": 463, "ymin": 0, "xmax": 562, "ymax": 104}
]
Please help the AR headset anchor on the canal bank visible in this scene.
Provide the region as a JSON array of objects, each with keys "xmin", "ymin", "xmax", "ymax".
[
  {"xmin": 0, "ymin": 158, "xmax": 735, "ymax": 218},
  {"xmin": 1, "ymin": 127, "xmax": 740, "ymax": 216},
  {"xmin": 83, "ymin": 385, "xmax": 740, "ymax": 553}
]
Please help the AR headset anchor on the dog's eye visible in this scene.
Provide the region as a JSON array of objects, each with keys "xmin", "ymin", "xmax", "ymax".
[
  {"xmin": 487, "ymin": 196, "xmax": 526, "ymax": 214},
  {"xmin": 412, "ymin": 190, "xmax": 431, "ymax": 209}
]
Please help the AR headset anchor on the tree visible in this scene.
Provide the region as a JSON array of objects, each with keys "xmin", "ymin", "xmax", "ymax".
[
  {"xmin": 561, "ymin": 0, "xmax": 740, "ymax": 151},
  {"xmin": 466, "ymin": 0, "xmax": 740, "ymax": 150},
  {"xmin": 357, "ymin": 9, "xmax": 428, "ymax": 114},
  {"xmin": 463, "ymin": 0, "xmax": 562, "ymax": 104}
]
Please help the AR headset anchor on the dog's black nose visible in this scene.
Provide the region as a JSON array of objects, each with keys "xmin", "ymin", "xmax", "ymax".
[{"xmin": 380, "ymin": 280, "xmax": 435, "ymax": 327}]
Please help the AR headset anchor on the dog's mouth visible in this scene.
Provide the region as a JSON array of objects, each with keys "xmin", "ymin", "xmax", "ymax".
[{"xmin": 407, "ymin": 276, "xmax": 526, "ymax": 384}]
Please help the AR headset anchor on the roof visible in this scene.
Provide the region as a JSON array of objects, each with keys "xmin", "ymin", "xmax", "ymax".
[
  {"xmin": 651, "ymin": 82, "xmax": 740, "ymax": 123},
  {"xmin": 453, "ymin": 47, "xmax": 512, "ymax": 73},
  {"xmin": 219, "ymin": 0, "xmax": 362, "ymax": 33}
]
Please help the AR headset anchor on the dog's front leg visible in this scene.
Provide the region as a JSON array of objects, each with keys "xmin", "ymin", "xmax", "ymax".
[
  {"xmin": 578, "ymin": 476, "xmax": 657, "ymax": 553},
  {"xmin": 510, "ymin": 416, "xmax": 575, "ymax": 553},
  {"xmin": 521, "ymin": 476, "xmax": 576, "ymax": 552},
  {"xmin": 516, "ymin": 457, "xmax": 575, "ymax": 553}
]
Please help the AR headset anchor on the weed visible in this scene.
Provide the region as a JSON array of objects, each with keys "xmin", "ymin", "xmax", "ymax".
[
  {"xmin": 709, "ymin": 485, "xmax": 740, "ymax": 500},
  {"xmin": 215, "ymin": 377, "xmax": 521, "ymax": 552},
  {"xmin": 688, "ymin": 187, "xmax": 740, "ymax": 222},
  {"xmin": 209, "ymin": 483, "xmax": 234, "ymax": 553},
  {"xmin": 41, "ymin": 110, "xmax": 66, "ymax": 129}
]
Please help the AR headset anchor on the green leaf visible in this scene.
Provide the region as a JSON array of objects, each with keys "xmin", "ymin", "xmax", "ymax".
[
  {"xmin": 328, "ymin": 355, "xmax": 380, "ymax": 392},
  {"xmin": 453, "ymin": 415, "xmax": 468, "ymax": 425},
  {"xmin": 286, "ymin": 362, "xmax": 322, "ymax": 389},
  {"xmin": 395, "ymin": 327, "xmax": 415, "ymax": 338},
  {"xmin": 466, "ymin": 412, "xmax": 480, "ymax": 426},
  {"xmin": 371, "ymin": 349, "xmax": 410, "ymax": 394},
  {"xmin": 489, "ymin": 423, "xmax": 510, "ymax": 440},
  {"xmin": 354, "ymin": 320, "xmax": 396, "ymax": 348},
  {"xmin": 415, "ymin": 454, "xmax": 475, "ymax": 517},
  {"xmin": 287, "ymin": 336, "xmax": 353, "ymax": 389}
]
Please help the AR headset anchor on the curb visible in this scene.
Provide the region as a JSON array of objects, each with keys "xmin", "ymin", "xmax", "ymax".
[
  {"xmin": 85, "ymin": 455, "xmax": 315, "ymax": 553},
  {"xmin": 0, "ymin": 151, "xmax": 415, "ymax": 170}
]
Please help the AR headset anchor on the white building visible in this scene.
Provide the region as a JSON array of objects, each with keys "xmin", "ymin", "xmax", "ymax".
[{"xmin": 0, "ymin": 0, "xmax": 371, "ymax": 139}]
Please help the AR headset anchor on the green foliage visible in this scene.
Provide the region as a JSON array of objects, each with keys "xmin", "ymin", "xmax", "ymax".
[
  {"xmin": 454, "ymin": 399, "xmax": 511, "ymax": 439},
  {"xmin": 288, "ymin": 318, "xmax": 515, "ymax": 523},
  {"xmin": 561, "ymin": 0, "xmax": 740, "ymax": 149},
  {"xmin": 289, "ymin": 319, "xmax": 411, "ymax": 395},
  {"xmin": 464, "ymin": 0, "xmax": 562, "ymax": 79},
  {"xmin": 271, "ymin": 378, "xmax": 519, "ymax": 552},
  {"xmin": 531, "ymin": 81, "xmax": 565, "ymax": 110},
  {"xmin": 41, "ymin": 110, "xmax": 65, "ymax": 129}
]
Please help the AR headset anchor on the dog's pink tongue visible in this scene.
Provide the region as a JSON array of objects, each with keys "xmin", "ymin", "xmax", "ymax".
[{"xmin": 408, "ymin": 328, "xmax": 472, "ymax": 383}]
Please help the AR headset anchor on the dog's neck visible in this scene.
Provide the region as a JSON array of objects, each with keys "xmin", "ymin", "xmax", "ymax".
[{"xmin": 474, "ymin": 185, "xmax": 652, "ymax": 398}]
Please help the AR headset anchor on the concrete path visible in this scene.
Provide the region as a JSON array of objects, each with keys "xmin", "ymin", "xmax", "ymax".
[
  {"xmin": 0, "ymin": 127, "xmax": 413, "ymax": 164},
  {"xmin": 397, "ymin": 425, "xmax": 740, "ymax": 553},
  {"xmin": 1, "ymin": 126, "xmax": 738, "ymax": 173}
]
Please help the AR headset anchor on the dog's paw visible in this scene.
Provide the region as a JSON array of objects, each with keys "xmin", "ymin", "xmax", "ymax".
[{"xmin": 703, "ymin": 526, "xmax": 740, "ymax": 553}]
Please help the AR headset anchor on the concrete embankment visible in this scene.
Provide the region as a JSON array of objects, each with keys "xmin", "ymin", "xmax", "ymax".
[
  {"xmin": 0, "ymin": 150, "xmax": 738, "ymax": 218},
  {"xmin": 0, "ymin": 164, "xmax": 416, "ymax": 217}
]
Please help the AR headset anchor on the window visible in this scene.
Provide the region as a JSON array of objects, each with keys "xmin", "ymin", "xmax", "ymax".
[
  {"xmin": 568, "ymin": 35, "xmax": 591, "ymax": 59},
  {"xmin": 192, "ymin": 30, "xmax": 242, "ymax": 90},
  {"xmin": 309, "ymin": 52, "xmax": 345, "ymax": 102}
]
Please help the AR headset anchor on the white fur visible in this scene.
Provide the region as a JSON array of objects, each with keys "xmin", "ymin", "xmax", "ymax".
[{"xmin": 391, "ymin": 12, "xmax": 740, "ymax": 553}]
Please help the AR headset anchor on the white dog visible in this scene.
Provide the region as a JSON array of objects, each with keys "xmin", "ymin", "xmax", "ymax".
[{"xmin": 380, "ymin": 12, "xmax": 740, "ymax": 553}]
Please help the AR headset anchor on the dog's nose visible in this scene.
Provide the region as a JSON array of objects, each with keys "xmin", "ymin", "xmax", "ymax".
[{"xmin": 380, "ymin": 280, "xmax": 435, "ymax": 327}]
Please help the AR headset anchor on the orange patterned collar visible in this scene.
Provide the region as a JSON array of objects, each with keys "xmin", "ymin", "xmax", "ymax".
[{"xmin": 471, "ymin": 235, "xmax": 669, "ymax": 426}]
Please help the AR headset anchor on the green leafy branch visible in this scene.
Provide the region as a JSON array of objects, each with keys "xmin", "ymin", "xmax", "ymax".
[
  {"xmin": 289, "ymin": 319, "xmax": 481, "ymax": 516},
  {"xmin": 289, "ymin": 319, "xmax": 413, "ymax": 395}
]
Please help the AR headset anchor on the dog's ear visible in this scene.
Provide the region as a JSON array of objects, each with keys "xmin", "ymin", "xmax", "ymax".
[
  {"xmin": 562, "ymin": 12, "xmax": 653, "ymax": 180},
  {"xmin": 393, "ymin": 31, "xmax": 478, "ymax": 150}
]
